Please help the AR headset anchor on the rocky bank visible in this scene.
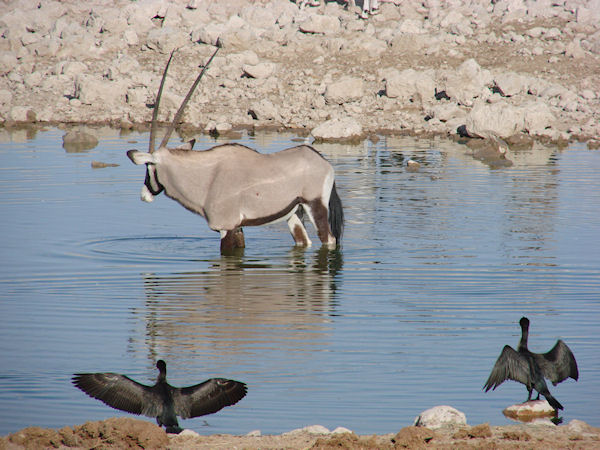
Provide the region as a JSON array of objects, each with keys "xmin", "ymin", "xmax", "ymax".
[
  {"xmin": 2, "ymin": 416, "xmax": 600, "ymax": 449},
  {"xmin": 1, "ymin": 0, "xmax": 600, "ymax": 144}
]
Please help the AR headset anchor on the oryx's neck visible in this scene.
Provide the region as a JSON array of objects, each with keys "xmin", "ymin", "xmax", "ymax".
[{"xmin": 153, "ymin": 146, "xmax": 219, "ymax": 216}]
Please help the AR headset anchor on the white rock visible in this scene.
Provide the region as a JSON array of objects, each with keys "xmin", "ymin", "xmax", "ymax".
[
  {"xmin": 178, "ymin": 428, "xmax": 200, "ymax": 437},
  {"xmin": 311, "ymin": 117, "xmax": 363, "ymax": 141},
  {"xmin": 385, "ymin": 68, "xmax": 435, "ymax": 104},
  {"xmin": 325, "ymin": 76, "xmax": 364, "ymax": 104},
  {"xmin": 246, "ymin": 429, "xmax": 261, "ymax": 437},
  {"xmin": 192, "ymin": 23, "xmax": 224, "ymax": 46},
  {"xmin": 576, "ymin": 3, "xmax": 600, "ymax": 24},
  {"xmin": 75, "ymin": 75, "xmax": 127, "ymax": 107},
  {"xmin": 243, "ymin": 62, "xmax": 276, "ymax": 79},
  {"xmin": 397, "ymin": 19, "xmax": 425, "ymax": 34},
  {"xmin": 493, "ymin": 72, "xmax": 530, "ymax": 97},
  {"xmin": 523, "ymin": 101, "xmax": 556, "ymax": 135},
  {"xmin": 567, "ymin": 419, "xmax": 593, "ymax": 434},
  {"xmin": 123, "ymin": 29, "xmax": 139, "ymax": 46},
  {"xmin": 414, "ymin": 405, "xmax": 467, "ymax": 429},
  {"xmin": 299, "ymin": 15, "xmax": 341, "ymax": 35},
  {"xmin": 503, "ymin": 399, "xmax": 555, "ymax": 417},
  {"xmin": 465, "ymin": 99, "xmax": 524, "ymax": 138},
  {"xmin": 331, "ymin": 426, "xmax": 353, "ymax": 434},
  {"xmin": 0, "ymin": 52, "xmax": 18, "ymax": 75},
  {"xmin": 146, "ymin": 27, "xmax": 189, "ymax": 54},
  {"xmin": 441, "ymin": 59, "xmax": 491, "ymax": 106},
  {"xmin": 284, "ymin": 425, "xmax": 331, "ymax": 435},
  {"xmin": 428, "ymin": 103, "xmax": 465, "ymax": 122},
  {"xmin": 581, "ymin": 89, "xmax": 596, "ymax": 100},
  {"xmin": 248, "ymin": 99, "xmax": 280, "ymax": 121},
  {"xmin": 59, "ymin": 61, "xmax": 88, "ymax": 77},
  {"xmin": 565, "ymin": 39, "xmax": 586, "ymax": 59},
  {"xmin": 0, "ymin": 89, "xmax": 12, "ymax": 106}
]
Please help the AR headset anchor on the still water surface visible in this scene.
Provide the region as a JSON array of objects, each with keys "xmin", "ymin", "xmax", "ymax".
[{"xmin": 0, "ymin": 127, "xmax": 598, "ymax": 436}]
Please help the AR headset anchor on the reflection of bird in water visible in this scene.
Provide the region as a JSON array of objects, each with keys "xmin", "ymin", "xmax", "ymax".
[
  {"xmin": 484, "ymin": 317, "xmax": 578, "ymax": 410},
  {"xmin": 72, "ymin": 360, "xmax": 247, "ymax": 433}
]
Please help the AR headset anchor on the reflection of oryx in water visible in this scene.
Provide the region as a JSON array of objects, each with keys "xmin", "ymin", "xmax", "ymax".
[{"xmin": 127, "ymin": 48, "xmax": 344, "ymax": 253}]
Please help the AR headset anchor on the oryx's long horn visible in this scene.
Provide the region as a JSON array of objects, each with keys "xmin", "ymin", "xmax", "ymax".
[
  {"xmin": 158, "ymin": 46, "xmax": 220, "ymax": 150},
  {"xmin": 149, "ymin": 50, "xmax": 176, "ymax": 154}
]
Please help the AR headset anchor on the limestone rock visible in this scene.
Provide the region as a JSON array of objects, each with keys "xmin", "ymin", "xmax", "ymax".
[
  {"xmin": 311, "ymin": 117, "xmax": 363, "ymax": 142},
  {"xmin": 465, "ymin": 99, "xmax": 524, "ymax": 138},
  {"xmin": 502, "ymin": 399, "xmax": 556, "ymax": 420},
  {"xmin": 414, "ymin": 405, "xmax": 467, "ymax": 429},
  {"xmin": 243, "ymin": 62, "xmax": 276, "ymax": 79},
  {"xmin": 299, "ymin": 15, "xmax": 341, "ymax": 35},
  {"xmin": 325, "ymin": 76, "xmax": 364, "ymax": 104}
]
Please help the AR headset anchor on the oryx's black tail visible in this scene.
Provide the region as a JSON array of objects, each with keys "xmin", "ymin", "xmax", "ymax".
[{"xmin": 328, "ymin": 182, "xmax": 344, "ymax": 242}]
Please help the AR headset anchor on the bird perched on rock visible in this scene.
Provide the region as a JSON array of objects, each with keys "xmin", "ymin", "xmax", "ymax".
[
  {"xmin": 484, "ymin": 317, "xmax": 578, "ymax": 410},
  {"xmin": 73, "ymin": 360, "xmax": 247, "ymax": 433}
]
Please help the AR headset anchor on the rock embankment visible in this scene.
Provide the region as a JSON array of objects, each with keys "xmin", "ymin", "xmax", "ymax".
[
  {"xmin": 1, "ymin": 0, "xmax": 599, "ymax": 143},
  {"xmin": 3, "ymin": 416, "xmax": 600, "ymax": 450}
]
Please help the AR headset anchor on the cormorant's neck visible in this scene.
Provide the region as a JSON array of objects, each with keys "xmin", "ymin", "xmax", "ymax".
[{"xmin": 518, "ymin": 324, "xmax": 529, "ymax": 352}]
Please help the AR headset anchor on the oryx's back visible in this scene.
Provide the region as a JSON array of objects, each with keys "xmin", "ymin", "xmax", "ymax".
[{"xmin": 154, "ymin": 143, "xmax": 333, "ymax": 230}]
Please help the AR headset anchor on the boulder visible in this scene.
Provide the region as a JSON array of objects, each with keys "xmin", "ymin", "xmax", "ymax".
[
  {"xmin": 414, "ymin": 405, "xmax": 467, "ymax": 429},
  {"xmin": 385, "ymin": 68, "xmax": 436, "ymax": 104},
  {"xmin": 299, "ymin": 15, "xmax": 341, "ymax": 35},
  {"xmin": 242, "ymin": 62, "xmax": 276, "ymax": 79},
  {"xmin": 441, "ymin": 59, "xmax": 492, "ymax": 106},
  {"xmin": 493, "ymin": 72, "xmax": 530, "ymax": 97},
  {"xmin": 465, "ymin": 99, "xmax": 524, "ymax": 138},
  {"xmin": 311, "ymin": 117, "xmax": 363, "ymax": 142},
  {"xmin": 62, "ymin": 130, "xmax": 98, "ymax": 152},
  {"xmin": 248, "ymin": 99, "xmax": 280, "ymax": 121},
  {"xmin": 146, "ymin": 27, "xmax": 189, "ymax": 54},
  {"xmin": 503, "ymin": 399, "xmax": 556, "ymax": 420},
  {"xmin": 522, "ymin": 101, "xmax": 556, "ymax": 135},
  {"xmin": 325, "ymin": 76, "xmax": 364, "ymax": 104}
]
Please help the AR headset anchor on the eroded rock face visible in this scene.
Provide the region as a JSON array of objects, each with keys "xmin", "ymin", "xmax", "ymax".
[{"xmin": 0, "ymin": 0, "xmax": 599, "ymax": 142}]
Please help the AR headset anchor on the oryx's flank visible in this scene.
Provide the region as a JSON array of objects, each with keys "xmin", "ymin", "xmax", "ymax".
[{"xmin": 127, "ymin": 48, "xmax": 344, "ymax": 253}]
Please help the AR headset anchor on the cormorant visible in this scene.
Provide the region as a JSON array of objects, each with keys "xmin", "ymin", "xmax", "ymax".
[
  {"xmin": 484, "ymin": 317, "xmax": 578, "ymax": 410},
  {"xmin": 72, "ymin": 360, "xmax": 247, "ymax": 433}
]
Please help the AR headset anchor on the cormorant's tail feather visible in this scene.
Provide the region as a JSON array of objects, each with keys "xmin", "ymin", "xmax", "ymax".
[{"xmin": 543, "ymin": 392, "xmax": 563, "ymax": 410}]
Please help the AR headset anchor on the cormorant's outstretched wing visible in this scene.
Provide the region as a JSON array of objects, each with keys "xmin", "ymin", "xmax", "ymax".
[
  {"xmin": 484, "ymin": 345, "xmax": 531, "ymax": 391},
  {"xmin": 173, "ymin": 378, "xmax": 247, "ymax": 419},
  {"xmin": 72, "ymin": 373, "xmax": 161, "ymax": 418},
  {"xmin": 535, "ymin": 339, "xmax": 579, "ymax": 385}
]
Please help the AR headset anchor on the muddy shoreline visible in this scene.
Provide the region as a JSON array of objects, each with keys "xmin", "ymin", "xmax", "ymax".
[{"xmin": 1, "ymin": 0, "xmax": 600, "ymax": 146}]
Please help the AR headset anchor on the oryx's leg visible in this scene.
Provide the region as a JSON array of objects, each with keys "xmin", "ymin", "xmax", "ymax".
[
  {"xmin": 220, "ymin": 227, "xmax": 245, "ymax": 252},
  {"xmin": 287, "ymin": 211, "xmax": 312, "ymax": 247},
  {"xmin": 304, "ymin": 200, "xmax": 336, "ymax": 248}
]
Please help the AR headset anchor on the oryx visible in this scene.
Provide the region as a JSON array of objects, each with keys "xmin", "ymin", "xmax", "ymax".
[{"xmin": 127, "ymin": 48, "xmax": 344, "ymax": 253}]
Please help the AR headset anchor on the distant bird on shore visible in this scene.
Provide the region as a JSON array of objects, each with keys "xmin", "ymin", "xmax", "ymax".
[
  {"xmin": 72, "ymin": 360, "xmax": 247, "ymax": 433},
  {"xmin": 483, "ymin": 317, "xmax": 578, "ymax": 410}
]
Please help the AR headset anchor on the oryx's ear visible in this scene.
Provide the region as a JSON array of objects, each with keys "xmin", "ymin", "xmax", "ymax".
[
  {"xmin": 175, "ymin": 139, "xmax": 195, "ymax": 150},
  {"xmin": 127, "ymin": 150, "xmax": 155, "ymax": 165}
]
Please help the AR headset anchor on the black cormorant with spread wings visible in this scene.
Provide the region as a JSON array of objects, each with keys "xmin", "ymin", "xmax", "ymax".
[
  {"xmin": 72, "ymin": 360, "xmax": 247, "ymax": 433},
  {"xmin": 484, "ymin": 317, "xmax": 578, "ymax": 410}
]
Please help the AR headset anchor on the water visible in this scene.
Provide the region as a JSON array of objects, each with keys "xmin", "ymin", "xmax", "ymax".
[{"xmin": 0, "ymin": 127, "xmax": 598, "ymax": 436}]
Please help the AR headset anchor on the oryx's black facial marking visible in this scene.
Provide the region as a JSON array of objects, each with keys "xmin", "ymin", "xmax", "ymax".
[{"xmin": 145, "ymin": 165, "xmax": 164, "ymax": 196}]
